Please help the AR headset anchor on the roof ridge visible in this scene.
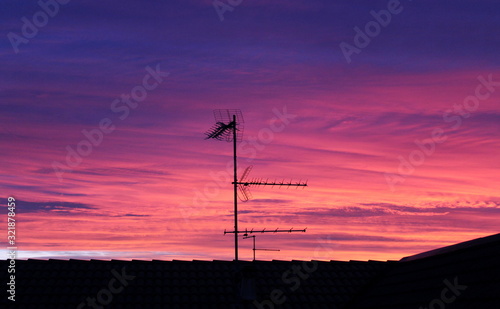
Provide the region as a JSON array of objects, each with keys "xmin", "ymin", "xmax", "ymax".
[{"xmin": 400, "ymin": 232, "xmax": 500, "ymax": 262}]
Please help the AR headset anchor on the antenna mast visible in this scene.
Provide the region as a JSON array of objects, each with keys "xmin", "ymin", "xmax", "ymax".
[
  {"xmin": 205, "ymin": 110, "xmax": 244, "ymax": 261},
  {"xmin": 205, "ymin": 109, "xmax": 308, "ymax": 261}
]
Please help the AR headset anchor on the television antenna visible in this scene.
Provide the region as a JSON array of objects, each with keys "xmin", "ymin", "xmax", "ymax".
[
  {"xmin": 243, "ymin": 235, "xmax": 280, "ymax": 261},
  {"xmin": 236, "ymin": 165, "xmax": 307, "ymax": 202},
  {"xmin": 204, "ymin": 109, "xmax": 244, "ymax": 142},
  {"xmin": 205, "ymin": 109, "xmax": 308, "ymax": 261}
]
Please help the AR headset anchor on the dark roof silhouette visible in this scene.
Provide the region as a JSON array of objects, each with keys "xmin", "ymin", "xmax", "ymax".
[
  {"xmin": 345, "ymin": 233, "xmax": 500, "ymax": 309},
  {"xmin": 2, "ymin": 233, "xmax": 499, "ymax": 308}
]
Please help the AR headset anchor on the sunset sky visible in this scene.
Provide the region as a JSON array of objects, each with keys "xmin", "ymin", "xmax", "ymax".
[{"xmin": 1, "ymin": 0, "xmax": 499, "ymax": 261}]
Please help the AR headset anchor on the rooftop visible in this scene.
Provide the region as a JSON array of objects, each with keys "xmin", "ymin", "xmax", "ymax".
[{"xmin": 2, "ymin": 233, "xmax": 499, "ymax": 308}]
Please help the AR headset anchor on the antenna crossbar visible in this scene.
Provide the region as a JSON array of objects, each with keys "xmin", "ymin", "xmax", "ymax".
[
  {"xmin": 224, "ymin": 228, "xmax": 307, "ymax": 235},
  {"xmin": 234, "ymin": 180, "xmax": 307, "ymax": 187}
]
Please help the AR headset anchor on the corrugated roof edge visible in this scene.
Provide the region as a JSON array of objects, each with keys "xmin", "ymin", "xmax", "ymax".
[{"xmin": 400, "ymin": 232, "xmax": 500, "ymax": 262}]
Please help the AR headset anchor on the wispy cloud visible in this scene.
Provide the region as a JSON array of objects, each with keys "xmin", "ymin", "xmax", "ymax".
[{"xmin": 0, "ymin": 198, "xmax": 95, "ymax": 214}]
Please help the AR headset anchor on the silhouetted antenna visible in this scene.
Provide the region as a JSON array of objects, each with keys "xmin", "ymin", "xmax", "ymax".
[
  {"xmin": 205, "ymin": 109, "xmax": 243, "ymax": 261},
  {"xmin": 235, "ymin": 166, "xmax": 307, "ymax": 202},
  {"xmin": 205, "ymin": 109, "xmax": 244, "ymax": 142},
  {"xmin": 224, "ymin": 228, "xmax": 307, "ymax": 235},
  {"xmin": 226, "ymin": 228, "xmax": 306, "ymax": 260},
  {"xmin": 243, "ymin": 235, "xmax": 280, "ymax": 261},
  {"xmin": 205, "ymin": 109, "xmax": 308, "ymax": 261},
  {"xmin": 237, "ymin": 179, "xmax": 308, "ymax": 187}
]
